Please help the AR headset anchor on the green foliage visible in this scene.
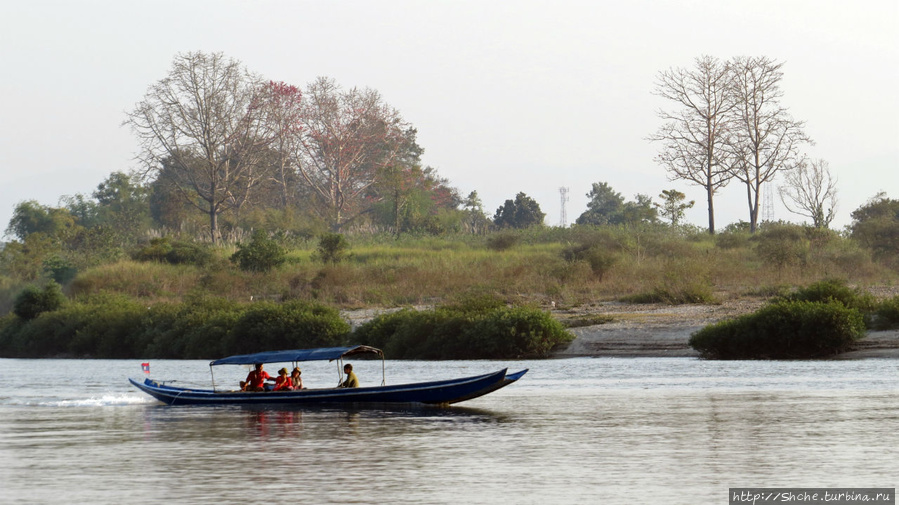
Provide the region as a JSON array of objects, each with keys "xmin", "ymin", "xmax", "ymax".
[
  {"xmin": 753, "ymin": 223, "xmax": 809, "ymax": 270},
  {"xmin": 689, "ymin": 300, "xmax": 866, "ymax": 359},
  {"xmin": 486, "ymin": 231, "xmax": 521, "ymax": 251},
  {"xmin": 13, "ymin": 282, "xmax": 66, "ymax": 320},
  {"xmin": 315, "ymin": 233, "xmax": 350, "ymax": 264},
  {"xmin": 353, "ymin": 301, "xmax": 573, "ymax": 359},
  {"xmin": 873, "ymin": 296, "xmax": 899, "ymax": 330},
  {"xmin": 493, "ymin": 192, "xmax": 545, "ymax": 229},
  {"xmin": 132, "ymin": 237, "xmax": 215, "ymax": 266},
  {"xmin": 6, "ymin": 200, "xmax": 76, "ymax": 241},
  {"xmin": 777, "ymin": 278, "xmax": 878, "ymax": 313},
  {"xmin": 231, "ymin": 231, "xmax": 287, "ymax": 272},
  {"xmin": 655, "ymin": 189, "xmax": 695, "ymax": 226},
  {"xmin": 576, "ymin": 182, "xmax": 657, "ymax": 226},
  {"xmin": 227, "ymin": 300, "xmax": 349, "ymax": 354},
  {"xmin": 42, "ymin": 255, "xmax": 78, "ymax": 284},
  {"xmin": 850, "ymin": 193, "xmax": 899, "ymax": 268},
  {"xmin": 0, "ymin": 293, "xmax": 348, "ymax": 359}
]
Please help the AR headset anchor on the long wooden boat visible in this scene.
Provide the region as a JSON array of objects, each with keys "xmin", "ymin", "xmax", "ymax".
[{"xmin": 129, "ymin": 345, "xmax": 528, "ymax": 406}]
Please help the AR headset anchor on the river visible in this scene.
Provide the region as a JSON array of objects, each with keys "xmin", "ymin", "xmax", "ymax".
[{"xmin": 1, "ymin": 357, "xmax": 897, "ymax": 504}]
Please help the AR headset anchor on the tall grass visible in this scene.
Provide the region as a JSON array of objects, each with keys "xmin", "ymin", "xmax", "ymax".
[{"xmin": 3, "ymin": 225, "xmax": 896, "ymax": 313}]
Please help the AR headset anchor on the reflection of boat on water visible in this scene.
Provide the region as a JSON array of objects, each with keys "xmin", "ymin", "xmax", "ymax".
[{"xmin": 130, "ymin": 345, "xmax": 528, "ymax": 406}]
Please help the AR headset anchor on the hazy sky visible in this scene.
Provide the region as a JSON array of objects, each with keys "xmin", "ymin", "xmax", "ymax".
[{"xmin": 1, "ymin": 0, "xmax": 897, "ymax": 235}]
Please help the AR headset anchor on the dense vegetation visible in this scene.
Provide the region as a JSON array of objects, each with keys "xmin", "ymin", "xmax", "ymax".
[
  {"xmin": 354, "ymin": 295, "xmax": 573, "ymax": 360},
  {"xmin": 689, "ymin": 279, "xmax": 891, "ymax": 359}
]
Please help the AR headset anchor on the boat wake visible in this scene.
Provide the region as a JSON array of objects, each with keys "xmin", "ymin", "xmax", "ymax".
[{"xmin": 31, "ymin": 394, "xmax": 155, "ymax": 408}]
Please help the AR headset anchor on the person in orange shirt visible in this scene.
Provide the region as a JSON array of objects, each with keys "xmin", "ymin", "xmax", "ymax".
[
  {"xmin": 240, "ymin": 363, "xmax": 273, "ymax": 392},
  {"xmin": 273, "ymin": 368, "xmax": 293, "ymax": 391}
]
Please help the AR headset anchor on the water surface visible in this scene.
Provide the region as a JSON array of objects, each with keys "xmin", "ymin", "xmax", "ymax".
[{"xmin": 1, "ymin": 358, "xmax": 896, "ymax": 504}]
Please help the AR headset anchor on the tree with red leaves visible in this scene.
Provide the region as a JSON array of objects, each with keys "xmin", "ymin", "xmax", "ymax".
[{"xmin": 294, "ymin": 77, "xmax": 412, "ymax": 231}]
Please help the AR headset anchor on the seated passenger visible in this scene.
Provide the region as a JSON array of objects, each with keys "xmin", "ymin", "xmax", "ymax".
[
  {"xmin": 291, "ymin": 367, "xmax": 305, "ymax": 390},
  {"xmin": 273, "ymin": 368, "xmax": 293, "ymax": 391},
  {"xmin": 338, "ymin": 363, "xmax": 359, "ymax": 388},
  {"xmin": 240, "ymin": 363, "xmax": 274, "ymax": 392}
]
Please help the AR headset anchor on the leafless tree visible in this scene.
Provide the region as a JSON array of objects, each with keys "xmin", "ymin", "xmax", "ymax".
[
  {"xmin": 727, "ymin": 56, "xmax": 812, "ymax": 232},
  {"xmin": 778, "ymin": 158, "xmax": 838, "ymax": 228},
  {"xmin": 650, "ymin": 55, "xmax": 736, "ymax": 234},
  {"xmin": 125, "ymin": 51, "xmax": 274, "ymax": 242},
  {"xmin": 294, "ymin": 77, "xmax": 410, "ymax": 230}
]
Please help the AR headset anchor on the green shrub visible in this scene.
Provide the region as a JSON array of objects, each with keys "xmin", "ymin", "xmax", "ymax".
[
  {"xmin": 13, "ymin": 281, "xmax": 66, "ymax": 320},
  {"xmin": 689, "ymin": 300, "xmax": 866, "ymax": 359},
  {"xmin": 353, "ymin": 302, "xmax": 573, "ymax": 359},
  {"xmin": 486, "ymin": 232, "xmax": 521, "ymax": 251},
  {"xmin": 778, "ymin": 278, "xmax": 878, "ymax": 313},
  {"xmin": 314, "ymin": 233, "xmax": 350, "ymax": 264},
  {"xmin": 226, "ymin": 300, "xmax": 350, "ymax": 354},
  {"xmin": 43, "ymin": 255, "xmax": 78, "ymax": 284},
  {"xmin": 231, "ymin": 231, "xmax": 287, "ymax": 272},
  {"xmin": 132, "ymin": 237, "xmax": 214, "ymax": 266},
  {"xmin": 873, "ymin": 295, "xmax": 899, "ymax": 330}
]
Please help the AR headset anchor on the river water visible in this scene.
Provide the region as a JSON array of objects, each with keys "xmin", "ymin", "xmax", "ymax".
[{"xmin": 1, "ymin": 357, "xmax": 897, "ymax": 504}]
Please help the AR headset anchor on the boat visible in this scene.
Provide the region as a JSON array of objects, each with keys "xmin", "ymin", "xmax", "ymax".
[{"xmin": 129, "ymin": 345, "xmax": 528, "ymax": 406}]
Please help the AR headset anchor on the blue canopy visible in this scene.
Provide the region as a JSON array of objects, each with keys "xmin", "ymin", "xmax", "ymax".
[{"xmin": 209, "ymin": 346, "xmax": 383, "ymax": 366}]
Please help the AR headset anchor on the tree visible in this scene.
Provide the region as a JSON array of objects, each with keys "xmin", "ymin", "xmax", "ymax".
[
  {"xmin": 493, "ymin": 192, "xmax": 545, "ymax": 229},
  {"xmin": 727, "ymin": 56, "xmax": 812, "ymax": 232},
  {"xmin": 650, "ymin": 55, "xmax": 736, "ymax": 234},
  {"xmin": 850, "ymin": 192, "xmax": 899, "ymax": 262},
  {"xmin": 462, "ymin": 191, "xmax": 491, "ymax": 234},
  {"xmin": 777, "ymin": 158, "xmax": 838, "ymax": 229},
  {"xmin": 294, "ymin": 77, "xmax": 412, "ymax": 231},
  {"xmin": 125, "ymin": 51, "xmax": 274, "ymax": 243},
  {"xmin": 655, "ymin": 189, "xmax": 695, "ymax": 226},
  {"xmin": 576, "ymin": 182, "xmax": 624, "ymax": 226},
  {"xmin": 92, "ymin": 172, "xmax": 151, "ymax": 237},
  {"xmin": 260, "ymin": 81, "xmax": 304, "ymax": 209},
  {"xmin": 5, "ymin": 200, "xmax": 76, "ymax": 241}
]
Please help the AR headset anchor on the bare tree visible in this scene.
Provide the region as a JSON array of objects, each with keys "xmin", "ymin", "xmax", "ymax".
[
  {"xmin": 727, "ymin": 56, "xmax": 812, "ymax": 232},
  {"xmin": 778, "ymin": 158, "xmax": 838, "ymax": 228},
  {"xmin": 125, "ymin": 51, "xmax": 273, "ymax": 242},
  {"xmin": 294, "ymin": 77, "xmax": 411, "ymax": 230},
  {"xmin": 650, "ymin": 55, "xmax": 736, "ymax": 234}
]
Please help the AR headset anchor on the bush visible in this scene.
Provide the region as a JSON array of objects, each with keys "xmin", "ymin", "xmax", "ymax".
[
  {"xmin": 132, "ymin": 237, "xmax": 214, "ymax": 266},
  {"xmin": 13, "ymin": 282, "xmax": 66, "ymax": 320},
  {"xmin": 231, "ymin": 231, "xmax": 287, "ymax": 272},
  {"xmin": 778, "ymin": 278, "xmax": 878, "ymax": 313},
  {"xmin": 353, "ymin": 302, "xmax": 574, "ymax": 359},
  {"xmin": 314, "ymin": 233, "xmax": 350, "ymax": 264},
  {"xmin": 689, "ymin": 300, "xmax": 866, "ymax": 359},
  {"xmin": 486, "ymin": 232, "xmax": 521, "ymax": 251},
  {"xmin": 873, "ymin": 296, "xmax": 899, "ymax": 330}
]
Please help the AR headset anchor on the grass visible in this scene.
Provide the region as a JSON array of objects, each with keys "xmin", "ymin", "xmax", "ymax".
[{"xmin": 2, "ymin": 225, "xmax": 897, "ymax": 314}]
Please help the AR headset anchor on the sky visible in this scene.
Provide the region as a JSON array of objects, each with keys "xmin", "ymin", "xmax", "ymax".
[{"xmin": 1, "ymin": 0, "xmax": 897, "ymax": 236}]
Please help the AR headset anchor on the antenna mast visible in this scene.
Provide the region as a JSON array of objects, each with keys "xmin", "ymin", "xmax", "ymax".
[{"xmin": 559, "ymin": 187, "xmax": 569, "ymax": 227}]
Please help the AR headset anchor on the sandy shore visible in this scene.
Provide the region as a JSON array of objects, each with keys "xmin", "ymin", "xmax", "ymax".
[
  {"xmin": 343, "ymin": 296, "xmax": 899, "ymax": 359},
  {"xmin": 551, "ymin": 299, "xmax": 899, "ymax": 359}
]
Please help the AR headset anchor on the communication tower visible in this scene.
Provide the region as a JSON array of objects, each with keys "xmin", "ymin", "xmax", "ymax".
[
  {"xmin": 559, "ymin": 187, "xmax": 570, "ymax": 227},
  {"xmin": 761, "ymin": 188, "xmax": 775, "ymax": 223}
]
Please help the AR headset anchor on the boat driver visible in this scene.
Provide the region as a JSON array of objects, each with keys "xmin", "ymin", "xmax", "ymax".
[
  {"xmin": 240, "ymin": 363, "xmax": 274, "ymax": 392},
  {"xmin": 338, "ymin": 363, "xmax": 359, "ymax": 388}
]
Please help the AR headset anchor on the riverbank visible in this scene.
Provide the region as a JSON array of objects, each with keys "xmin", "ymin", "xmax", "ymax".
[{"xmin": 550, "ymin": 298, "xmax": 899, "ymax": 359}]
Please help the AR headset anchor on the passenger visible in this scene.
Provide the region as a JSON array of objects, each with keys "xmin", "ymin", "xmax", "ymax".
[
  {"xmin": 273, "ymin": 368, "xmax": 293, "ymax": 391},
  {"xmin": 338, "ymin": 363, "xmax": 359, "ymax": 388},
  {"xmin": 291, "ymin": 367, "xmax": 305, "ymax": 390},
  {"xmin": 240, "ymin": 363, "xmax": 273, "ymax": 392}
]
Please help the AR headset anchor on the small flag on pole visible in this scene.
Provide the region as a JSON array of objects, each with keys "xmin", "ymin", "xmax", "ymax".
[{"xmin": 141, "ymin": 362, "xmax": 150, "ymax": 374}]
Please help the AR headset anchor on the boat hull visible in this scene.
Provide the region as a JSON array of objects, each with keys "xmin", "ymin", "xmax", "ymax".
[{"xmin": 130, "ymin": 368, "xmax": 527, "ymax": 406}]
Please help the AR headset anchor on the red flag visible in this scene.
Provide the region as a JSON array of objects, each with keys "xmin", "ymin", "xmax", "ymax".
[{"xmin": 141, "ymin": 362, "xmax": 150, "ymax": 374}]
